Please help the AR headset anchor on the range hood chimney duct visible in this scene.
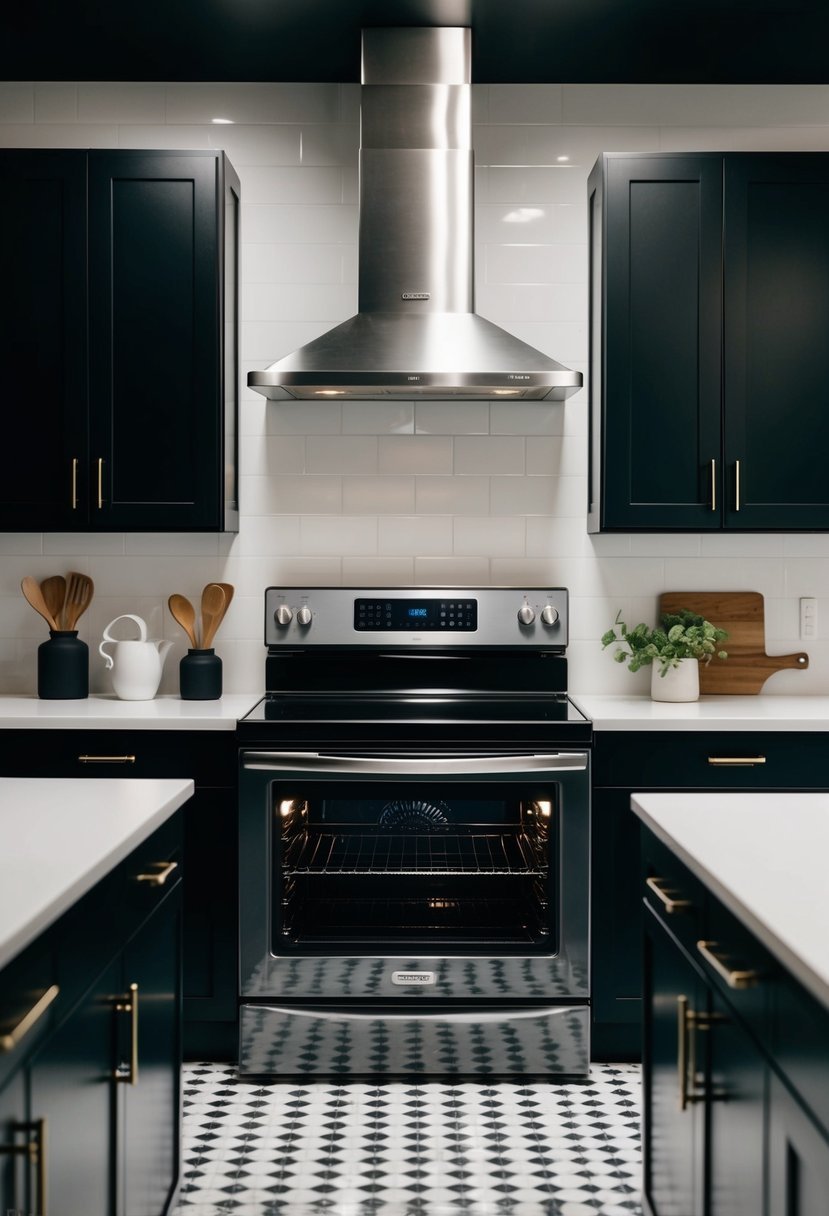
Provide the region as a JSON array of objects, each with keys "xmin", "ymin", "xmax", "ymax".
[{"xmin": 248, "ymin": 27, "xmax": 583, "ymax": 402}]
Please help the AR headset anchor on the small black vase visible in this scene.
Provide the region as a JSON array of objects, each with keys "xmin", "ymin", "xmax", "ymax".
[
  {"xmin": 38, "ymin": 630, "xmax": 89, "ymax": 699},
  {"xmin": 179, "ymin": 649, "xmax": 222, "ymax": 700}
]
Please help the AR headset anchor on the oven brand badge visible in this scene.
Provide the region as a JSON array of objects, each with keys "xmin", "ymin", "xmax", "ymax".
[{"xmin": 392, "ymin": 970, "xmax": 436, "ymax": 986}]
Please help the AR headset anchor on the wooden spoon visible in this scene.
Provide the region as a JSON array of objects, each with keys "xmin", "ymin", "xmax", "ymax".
[
  {"xmin": 211, "ymin": 582, "xmax": 234, "ymax": 636},
  {"xmin": 200, "ymin": 583, "xmax": 226, "ymax": 650},
  {"xmin": 168, "ymin": 594, "xmax": 199, "ymax": 649},
  {"xmin": 63, "ymin": 571, "xmax": 94, "ymax": 631},
  {"xmin": 21, "ymin": 576, "xmax": 59, "ymax": 631},
  {"xmin": 41, "ymin": 575, "xmax": 67, "ymax": 629}
]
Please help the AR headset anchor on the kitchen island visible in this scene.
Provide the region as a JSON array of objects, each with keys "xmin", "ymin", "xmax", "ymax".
[
  {"xmin": 0, "ymin": 777, "xmax": 193, "ymax": 1216},
  {"xmin": 633, "ymin": 791, "xmax": 829, "ymax": 1216}
]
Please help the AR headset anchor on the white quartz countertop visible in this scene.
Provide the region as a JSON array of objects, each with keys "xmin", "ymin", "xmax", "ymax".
[
  {"xmin": 0, "ymin": 693, "xmax": 260, "ymax": 730},
  {"xmin": 0, "ymin": 777, "xmax": 193, "ymax": 970},
  {"xmin": 573, "ymin": 693, "xmax": 829, "ymax": 731},
  {"xmin": 631, "ymin": 791, "xmax": 829, "ymax": 1009}
]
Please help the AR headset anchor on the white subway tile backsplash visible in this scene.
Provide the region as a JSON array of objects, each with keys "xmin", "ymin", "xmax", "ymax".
[
  {"xmin": 6, "ymin": 80, "xmax": 829, "ymax": 692},
  {"xmin": 454, "ymin": 436, "xmax": 525, "ymax": 475}
]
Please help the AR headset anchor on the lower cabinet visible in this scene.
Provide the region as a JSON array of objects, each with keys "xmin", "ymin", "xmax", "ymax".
[
  {"xmin": 0, "ymin": 814, "xmax": 182, "ymax": 1216},
  {"xmin": 641, "ymin": 825, "xmax": 829, "ymax": 1216}
]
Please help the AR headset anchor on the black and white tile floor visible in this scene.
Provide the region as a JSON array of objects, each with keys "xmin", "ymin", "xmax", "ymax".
[{"xmin": 173, "ymin": 1063, "xmax": 642, "ymax": 1216}]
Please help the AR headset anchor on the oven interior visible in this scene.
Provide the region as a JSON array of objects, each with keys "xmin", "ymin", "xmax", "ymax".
[{"xmin": 272, "ymin": 781, "xmax": 558, "ymax": 952}]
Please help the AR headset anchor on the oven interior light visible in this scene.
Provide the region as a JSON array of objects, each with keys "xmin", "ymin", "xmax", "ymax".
[
  {"xmin": 536, "ymin": 800, "xmax": 553, "ymax": 818},
  {"xmin": 279, "ymin": 799, "xmax": 296, "ymax": 817}
]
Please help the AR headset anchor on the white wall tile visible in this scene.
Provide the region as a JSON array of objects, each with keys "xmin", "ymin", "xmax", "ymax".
[
  {"xmin": 378, "ymin": 516, "xmax": 452, "ymax": 556},
  {"xmin": 415, "ymin": 402, "xmax": 490, "ymax": 434},
  {"xmin": 0, "ymin": 123, "xmax": 119, "ymax": 147},
  {"xmin": 242, "ymin": 244, "xmax": 346, "ymax": 286},
  {"xmin": 164, "ymin": 83, "xmax": 341, "ymax": 125},
  {"xmin": 414, "ymin": 556, "xmax": 492, "ymax": 584},
  {"xmin": 0, "ymin": 534, "xmax": 43, "ymax": 556},
  {"xmin": 491, "ymin": 477, "xmax": 559, "ymax": 515},
  {"xmin": 342, "ymin": 402, "xmax": 413, "ymax": 434},
  {"xmin": 264, "ymin": 401, "xmax": 341, "ymax": 435},
  {"xmin": 78, "ymin": 84, "xmax": 165, "ymax": 123},
  {"xmin": 241, "ymin": 165, "xmax": 344, "ymax": 205},
  {"xmin": 487, "ymin": 85, "xmax": 563, "ymax": 125},
  {"xmin": 244, "ymin": 203, "xmax": 358, "ymax": 245},
  {"xmin": 118, "ymin": 124, "xmax": 212, "ymax": 149},
  {"xmin": 415, "ymin": 477, "xmax": 490, "ymax": 515},
  {"xmin": 342, "ymin": 557, "xmax": 415, "ymax": 584},
  {"xmin": 34, "ymin": 85, "xmax": 77, "ymax": 123},
  {"xmin": 208, "ymin": 123, "xmax": 302, "ymax": 165},
  {"xmin": 491, "ymin": 404, "xmax": 565, "ymax": 437},
  {"xmin": 453, "ymin": 517, "xmax": 525, "ymax": 556},
  {"xmin": 300, "ymin": 516, "xmax": 377, "ymax": 555},
  {"xmin": 562, "ymin": 84, "xmax": 829, "ymax": 128},
  {"xmin": 245, "ymin": 283, "xmax": 356, "ymax": 323},
  {"xmin": 378, "ymin": 436, "xmax": 453, "ymax": 475},
  {"xmin": 307, "ymin": 436, "xmax": 378, "ymax": 474},
  {"xmin": 240, "ymin": 434, "xmax": 306, "ymax": 477},
  {"xmin": 342, "ymin": 476, "xmax": 415, "ymax": 514},
  {"xmin": 243, "ymin": 474, "xmax": 341, "ymax": 515},
  {"xmin": 0, "ymin": 85, "xmax": 34, "ymax": 123},
  {"xmin": 484, "ymin": 243, "xmax": 586, "ymax": 285},
  {"xmin": 454, "ymin": 437, "xmax": 525, "ymax": 475}
]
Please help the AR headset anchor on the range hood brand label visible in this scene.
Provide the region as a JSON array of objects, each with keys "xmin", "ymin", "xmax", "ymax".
[
  {"xmin": 402, "ymin": 292, "xmax": 430, "ymax": 300},
  {"xmin": 392, "ymin": 970, "xmax": 436, "ymax": 986},
  {"xmin": 508, "ymin": 374, "xmax": 531, "ymax": 381}
]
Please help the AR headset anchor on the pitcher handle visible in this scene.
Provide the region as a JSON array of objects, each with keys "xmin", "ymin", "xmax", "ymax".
[{"xmin": 99, "ymin": 613, "xmax": 148, "ymax": 667}]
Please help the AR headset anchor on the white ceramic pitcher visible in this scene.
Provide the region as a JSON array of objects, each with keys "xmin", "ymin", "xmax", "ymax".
[{"xmin": 99, "ymin": 614, "xmax": 173, "ymax": 701}]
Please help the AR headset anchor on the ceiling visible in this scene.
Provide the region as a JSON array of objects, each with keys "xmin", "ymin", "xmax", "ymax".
[{"xmin": 5, "ymin": 0, "xmax": 829, "ymax": 84}]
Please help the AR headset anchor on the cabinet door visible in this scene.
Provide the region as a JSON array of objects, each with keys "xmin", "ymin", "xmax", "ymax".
[
  {"xmin": 768, "ymin": 1071, "xmax": 829, "ymax": 1215},
  {"xmin": 183, "ymin": 786, "xmax": 238, "ymax": 1029},
  {"xmin": 0, "ymin": 1074, "xmax": 28, "ymax": 1215},
  {"xmin": 643, "ymin": 903, "xmax": 705, "ymax": 1216},
  {"xmin": 0, "ymin": 151, "xmax": 88, "ymax": 530},
  {"xmin": 591, "ymin": 789, "xmax": 641, "ymax": 1060},
  {"xmin": 88, "ymin": 151, "xmax": 222, "ymax": 530},
  {"xmin": 602, "ymin": 155, "xmax": 723, "ymax": 529},
  {"xmin": 28, "ymin": 958, "xmax": 120, "ymax": 1216},
  {"xmin": 707, "ymin": 988, "xmax": 766, "ymax": 1216},
  {"xmin": 724, "ymin": 154, "xmax": 829, "ymax": 529},
  {"xmin": 119, "ymin": 881, "xmax": 182, "ymax": 1216}
]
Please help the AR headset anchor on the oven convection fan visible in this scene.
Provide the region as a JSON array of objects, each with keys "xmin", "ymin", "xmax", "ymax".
[{"xmin": 378, "ymin": 799, "xmax": 451, "ymax": 831}]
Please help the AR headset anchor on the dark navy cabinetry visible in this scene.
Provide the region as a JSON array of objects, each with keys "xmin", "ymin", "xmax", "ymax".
[
  {"xmin": 591, "ymin": 730, "xmax": 829, "ymax": 1061},
  {"xmin": 0, "ymin": 149, "xmax": 239, "ymax": 533},
  {"xmin": 641, "ymin": 824, "xmax": 829, "ymax": 1216},
  {"xmin": 0, "ymin": 812, "xmax": 182, "ymax": 1216},
  {"xmin": 588, "ymin": 152, "xmax": 829, "ymax": 531},
  {"xmin": 0, "ymin": 730, "xmax": 238, "ymax": 1061}
]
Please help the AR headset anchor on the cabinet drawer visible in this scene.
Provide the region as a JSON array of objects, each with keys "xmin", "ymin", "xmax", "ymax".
[
  {"xmin": 594, "ymin": 731, "xmax": 829, "ymax": 789},
  {"xmin": 0, "ymin": 946, "xmax": 57, "ymax": 1091},
  {"xmin": 771, "ymin": 966, "xmax": 829, "ymax": 1137},
  {"xmin": 641, "ymin": 831, "xmax": 706, "ymax": 955},
  {"xmin": 698, "ymin": 892, "xmax": 770, "ymax": 1048},
  {"xmin": 0, "ymin": 729, "xmax": 236, "ymax": 787}
]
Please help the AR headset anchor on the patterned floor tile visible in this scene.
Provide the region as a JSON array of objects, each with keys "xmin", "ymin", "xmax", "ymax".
[{"xmin": 173, "ymin": 1063, "xmax": 643, "ymax": 1216}]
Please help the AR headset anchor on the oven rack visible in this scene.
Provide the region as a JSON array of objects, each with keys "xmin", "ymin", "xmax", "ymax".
[
  {"xmin": 281, "ymin": 894, "xmax": 546, "ymax": 942},
  {"xmin": 282, "ymin": 830, "xmax": 547, "ymax": 875}
]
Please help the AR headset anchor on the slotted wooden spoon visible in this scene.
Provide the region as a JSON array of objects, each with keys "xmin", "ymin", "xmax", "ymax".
[
  {"xmin": 40, "ymin": 575, "xmax": 67, "ymax": 629},
  {"xmin": 64, "ymin": 571, "xmax": 94, "ymax": 631},
  {"xmin": 168, "ymin": 594, "xmax": 199, "ymax": 649},
  {"xmin": 21, "ymin": 576, "xmax": 59, "ymax": 631},
  {"xmin": 200, "ymin": 583, "xmax": 226, "ymax": 650}
]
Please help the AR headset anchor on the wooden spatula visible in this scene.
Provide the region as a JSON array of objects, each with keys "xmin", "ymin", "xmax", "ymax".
[
  {"xmin": 168, "ymin": 594, "xmax": 199, "ymax": 649},
  {"xmin": 21, "ymin": 576, "xmax": 59, "ymax": 631},
  {"xmin": 64, "ymin": 571, "xmax": 94, "ymax": 631},
  {"xmin": 40, "ymin": 575, "xmax": 67, "ymax": 629},
  {"xmin": 200, "ymin": 583, "xmax": 226, "ymax": 650}
]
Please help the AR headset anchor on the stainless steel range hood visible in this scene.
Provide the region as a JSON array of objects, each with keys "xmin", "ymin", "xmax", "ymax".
[{"xmin": 248, "ymin": 27, "xmax": 583, "ymax": 403}]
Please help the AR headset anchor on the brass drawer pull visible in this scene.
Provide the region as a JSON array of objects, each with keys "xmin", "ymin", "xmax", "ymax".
[
  {"xmin": 78, "ymin": 754, "xmax": 136, "ymax": 764},
  {"xmin": 645, "ymin": 875, "xmax": 691, "ymax": 914},
  {"xmin": 0, "ymin": 985, "xmax": 60, "ymax": 1053},
  {"xmin": 115, "ymin": 982, "xmax": 139, "ymax": 1085},
  {"xmin": 735, "ymin": 458, "xmax": 741, "ymax": 511},
  {"xmin": 708, "ymin": 756, "xmax": 766, "ymax": 766},
  {"xmin": 71, "ymin": 457, "xmax": 78, "ymax": 510},
  {"xmin": 97, "ymin": 457, "xmax": 104, "ymax": 510},
  {"xmin": 136, "ymin": 860, "xmax": 178, "ymax": 887},
  {"xmin": 697, "ymin": 939, "xmax": 759, "ymax": 989},
  {"xmin": 710, "ymin": 458, "xmax": 716, "ymax": 512},
  {"xmin": 0, "ymin": 1118, "xmax": 48, "ymax": 1215}
]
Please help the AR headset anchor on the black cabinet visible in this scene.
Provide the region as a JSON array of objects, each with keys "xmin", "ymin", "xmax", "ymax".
[
  {"xmin": 0, "ymin": 811, "xmax": 183, "ymax": 1216},
  {"xmin": 591, "ymin": 730, "xmax": 829, "ymax": 1061},
  {"xmin": 588, "ymin": 152, "xmax": 829, "ymax": 532},
  {"xmin": 0, "ymin": 149, "xmax": 239, "ymax": 533},
  {"xmin": 641, "ymin": 822, "xmax": 829, "ymax": 1216},
  {"xmin": 0, "ymin": 729, "xmax": 238, "ymax": 1060}
]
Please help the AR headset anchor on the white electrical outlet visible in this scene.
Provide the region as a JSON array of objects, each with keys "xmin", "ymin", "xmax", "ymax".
[{"xmin": 800, "ymin": 597, "xmax": 818, "ymax": 639}]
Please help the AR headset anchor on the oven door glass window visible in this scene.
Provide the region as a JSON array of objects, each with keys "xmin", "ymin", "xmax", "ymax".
[{"xmin": 272, "ymin": 781, "xmax": 558, "ymax": 953}]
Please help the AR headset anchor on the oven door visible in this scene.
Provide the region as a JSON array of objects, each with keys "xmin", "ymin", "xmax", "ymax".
[{"xmin": 239, "ymin": 750, "xmax": 589, "ymax": 1002}]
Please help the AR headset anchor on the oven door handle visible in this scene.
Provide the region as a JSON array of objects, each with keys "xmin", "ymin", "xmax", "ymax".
[{"xmin": 242, "ymin": 751, "xmax": 587, "ymax": 776}]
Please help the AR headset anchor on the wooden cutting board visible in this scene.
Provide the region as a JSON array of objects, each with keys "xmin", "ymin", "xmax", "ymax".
[{"xmin": 659, "ymin": 591, "xmax": 809, "ymax": 694}]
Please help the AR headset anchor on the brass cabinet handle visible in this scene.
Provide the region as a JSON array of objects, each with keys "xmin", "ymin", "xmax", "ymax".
[
  {"xmin": 115, "ymin": 982, "xmax": 139, "ymax": 1085},
  {"xmin": 697, "ymin": 940, "xmax": 759, "ymax": 989},
  {"xmin": 735, "ymin": 458, "xmax": 741, "ymax": 511},
  {"xmin": 0, "ymin": 1119, "xmax": 47, "ymax": 1215},
  {"xmin": 78, "ymin": 754, "xmax": 136, "ymax": 764},
  {"xmin": 135, "ymin": 860, "xmax": 178, "ymax": 887},
  {"xmin": 708, "ymin": 755, "xmax": 766, "ymax": 767},
  {"xmin": 645, "ymin": 875, "xmax": 691, "ymax": 914},
  {"xmin": 710, "ymin": 458, "xmax": 716, "ymax": 512},
  {"xmin": 71, "ymin": 458, "xmax": 78, "ymax": 510},
  {"xmin": 97, "ymin": 457, "xmax": 103, "ymax": 509},
  {"xmin": 0, "ymin": 985, "xmax": 59, "ymax": 1053}
]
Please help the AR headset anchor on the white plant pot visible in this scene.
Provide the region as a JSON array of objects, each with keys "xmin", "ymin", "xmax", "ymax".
[{"xmin": 651, "ymin": 657, "xmax": 700, "ymax": 703}]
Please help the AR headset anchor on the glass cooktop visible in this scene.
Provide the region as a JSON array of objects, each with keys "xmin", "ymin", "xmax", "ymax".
[{"xmin": 239, "ymin": 693, "xmax": 590, "ymax": 726}]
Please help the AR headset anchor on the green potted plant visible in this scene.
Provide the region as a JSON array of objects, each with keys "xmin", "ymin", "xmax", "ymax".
[{"xmin": 602, "ymin": 609, "xmax": 728, "ymax": 701}]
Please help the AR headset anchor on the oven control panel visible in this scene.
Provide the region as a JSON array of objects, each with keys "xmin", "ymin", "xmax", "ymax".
[{"xmin": 265, "ymin": 587, "xmax": 568, "ymax": 648}]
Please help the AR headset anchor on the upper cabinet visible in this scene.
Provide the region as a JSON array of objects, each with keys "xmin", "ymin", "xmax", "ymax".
[
  {"xmin": 0, "ymin": 149, "xmax": 239, "ymax": 532},
  {"xmin": 588, "ymin": 152, "xmax": 829, "ymax": 532}
]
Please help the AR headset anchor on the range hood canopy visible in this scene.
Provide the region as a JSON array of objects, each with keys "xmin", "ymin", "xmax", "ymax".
[{"xmin": 248, "ymin": 27, "xmax": 583, "ymax": 403}]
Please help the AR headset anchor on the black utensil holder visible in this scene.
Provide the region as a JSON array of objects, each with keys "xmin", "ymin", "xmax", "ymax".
[
  {"xmin": 38, "ymin": 631, "xmax": 89, "ymax": 699},
  {"xmin": 180, "ymin": 649, "xmax": 222, "ymax": 700}
]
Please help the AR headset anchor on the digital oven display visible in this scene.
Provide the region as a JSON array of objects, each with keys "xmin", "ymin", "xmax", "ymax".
[{"xmin": 354, "ymin": 598, "xmax": 478, "ymax": 631}]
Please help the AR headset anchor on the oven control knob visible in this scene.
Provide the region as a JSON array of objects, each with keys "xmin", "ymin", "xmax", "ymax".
[
  {"xmin": 517, "ymin": 604, "xmax": 536, "ymax": 626},
  {"xmin": 296, "ymin": 606, "xmax": 313, "ymax": 627},
  {"xmin": 275, "ymin": 604, "xmax": 293, "ymax": 627},
  {"xmin": 541, "ymin": 605, "xmax": 560, "ymax": 627}
]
